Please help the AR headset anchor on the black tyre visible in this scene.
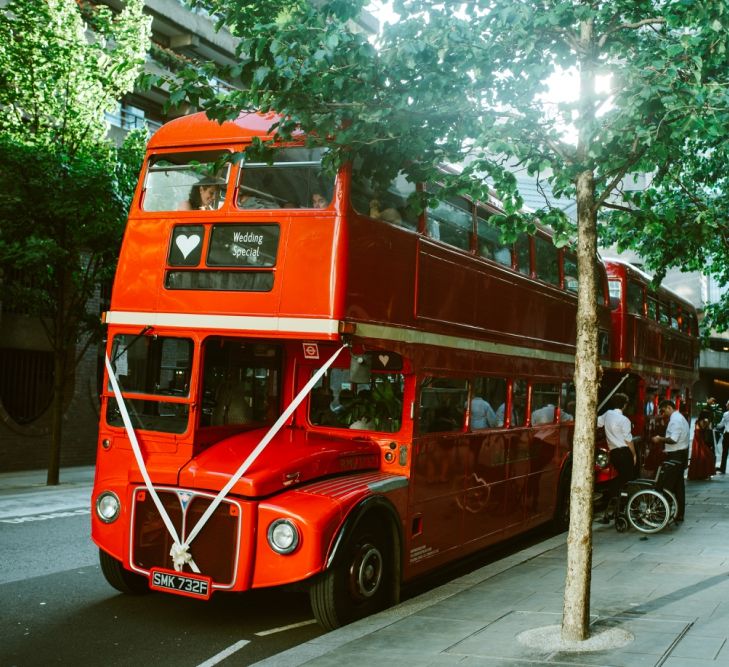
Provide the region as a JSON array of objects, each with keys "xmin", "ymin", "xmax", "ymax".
[
  {"xmin": 309, "ymin": 515, "xmax": 396, "ymax": 630},
  {"xmin": 99, "ymin": 549, "xmax": 150, "ymax": 595},
  {"xmin": 615, "ymin": 516, "xmax": 628, "ymax": 532}
]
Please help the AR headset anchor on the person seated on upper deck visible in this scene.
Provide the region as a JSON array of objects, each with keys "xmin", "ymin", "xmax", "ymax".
[
  {"xmin": 369, "ymin": 198, "xmax": 403, "ymax": 225},
  {"xmin": 238, "ymin": 191, "xmax": 277, "ymax": 209},
  {"xmin": 311, "ymin": 192, "xmax": 328, "ymax": 209},
  {"xmin": 178, "ymin": 175, "xmax": 226, "ymax": 211}
]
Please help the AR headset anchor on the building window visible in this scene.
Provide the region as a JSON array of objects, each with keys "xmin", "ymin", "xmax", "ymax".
[{"xmin": 0, "ymin": 348, "xmax": 54, "ymax": 424}]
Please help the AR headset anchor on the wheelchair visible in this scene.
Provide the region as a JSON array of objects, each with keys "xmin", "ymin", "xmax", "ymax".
[{"xmin": 613, "ymin": 460, "xmax": 682, "ymax": 534}]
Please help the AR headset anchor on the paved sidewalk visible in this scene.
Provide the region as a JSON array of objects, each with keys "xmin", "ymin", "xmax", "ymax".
[
  {"xmin": 0, "ymin": 465, "xmax": 94, "ymax": 520},
  {"xmin": 254, "ymin": 473, "xmax": 729, "ymax": 667}
]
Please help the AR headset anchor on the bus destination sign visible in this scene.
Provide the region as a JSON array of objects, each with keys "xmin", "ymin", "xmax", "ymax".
[
  {"xmin": 208, "ymin": 224, "xmax": 280, "ymax": 267},
  {"xmin": 149, "ymin": 567, "xmax": 212, "ymax": 600}
]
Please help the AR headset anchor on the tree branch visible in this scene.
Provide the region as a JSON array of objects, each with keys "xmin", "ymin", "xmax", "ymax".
[{"xmin": 598, "ymin": 18, "xmax": 666, "ymax": 48}]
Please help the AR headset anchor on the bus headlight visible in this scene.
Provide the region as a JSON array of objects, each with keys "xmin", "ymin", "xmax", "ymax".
[
  {"xmin": 595, "ymin": 450, "xmax": 610, "ymax": 468},
  {"xmin": 95, "ymin": 491, "xmax": 121, "ymax": 523},
  {"xmin": 267, "ymin": 519, "xmax": 300, "ymax": 554}
]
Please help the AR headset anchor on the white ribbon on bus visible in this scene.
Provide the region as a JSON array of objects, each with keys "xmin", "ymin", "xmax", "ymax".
[{"xmin": 104, "ymin": 343, "xmax": 346, "ymax": 573}]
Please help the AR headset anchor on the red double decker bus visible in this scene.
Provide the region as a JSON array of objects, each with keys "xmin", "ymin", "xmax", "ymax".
[
  {"xmin": 92, "ymin": 112, "xmax": 613, "ymax": 629},
  {"xmin": 598, "ymin": 258, "xmax": 700, "ymax": 475}
]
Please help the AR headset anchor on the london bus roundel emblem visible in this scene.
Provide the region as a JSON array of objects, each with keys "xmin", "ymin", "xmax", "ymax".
[{"xmin": 302, "ymin": 343, "xmax": 319, "ymax": 360}]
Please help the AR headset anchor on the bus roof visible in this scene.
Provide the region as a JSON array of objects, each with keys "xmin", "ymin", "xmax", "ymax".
[
  {"xmin": 603, "ymin": 257, "xmax": 696, "ymax": 311},
  {"xmin": 148, "ymin": 111, "xmax": 283, "ymax": 149}
]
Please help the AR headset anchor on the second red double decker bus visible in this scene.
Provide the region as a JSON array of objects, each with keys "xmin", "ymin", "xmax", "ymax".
[{"xmin": 92, "ymin": 112, "xmax": 613, "ymax": 629}]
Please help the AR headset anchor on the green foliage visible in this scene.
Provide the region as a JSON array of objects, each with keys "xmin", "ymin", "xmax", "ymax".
[
  {"xmin": 0, "ymin": 0, "xmax": 150, "ymax": 149},
  {"xmin": 0, "ymin": 132, "xmax": 145, "ymax": 344},
  {"xmin": 0, "ymin": 0, "xmax": 149, "ymax": 343}
]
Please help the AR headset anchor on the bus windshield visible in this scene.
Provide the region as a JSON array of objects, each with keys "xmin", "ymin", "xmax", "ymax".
[
  {"xmin": 237, "ymin": 147, "xmax": 334, "ymax": 210},
  {"xmin": 142, "ymin": 150, "xmax": 230, "ymax": 212},
  {"xmin": 106, "ymin": 334, "xmax": 193, "ymax": 434}
]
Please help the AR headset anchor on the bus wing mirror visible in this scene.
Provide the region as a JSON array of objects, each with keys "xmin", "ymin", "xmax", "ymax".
[{"xmin": 350, "ymin": 354, "xmax": 372, "ymax": 384}]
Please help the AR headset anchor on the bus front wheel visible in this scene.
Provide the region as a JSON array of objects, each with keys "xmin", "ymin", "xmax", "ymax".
[
  {"xmin": 99, "ymin": 549, "xmax": 150, "ymax": 595},
  {"xmin": 309, "ymin": 516, "xmax": 395, "ymax": 630}
]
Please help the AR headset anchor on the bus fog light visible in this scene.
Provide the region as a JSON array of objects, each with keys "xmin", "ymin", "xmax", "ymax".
[
  {"xmin": 96, "ymin": 491, "xmax": 121, "ymax": 523},
  {"xmin": 595, "ymin": 450, "xmax": 610, "ymax": 468},
  {"xmin": 267, "ymin": 519, "xmax": 299, "ymax": 554}
]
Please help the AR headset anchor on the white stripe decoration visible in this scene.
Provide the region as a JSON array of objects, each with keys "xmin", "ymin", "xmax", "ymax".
[{"xmin": 105, "ymin": 343, "xmax": 346, "ymax": 574}]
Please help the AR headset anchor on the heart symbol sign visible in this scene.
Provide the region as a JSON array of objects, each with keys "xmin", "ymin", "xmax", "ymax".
[
  {"xmin": 176, "ymin": 234, "xmax": 201, "ymax": 259},
  {"xmin": 378, "ymin": 354, "xmax": 390, "ymax": 367}
]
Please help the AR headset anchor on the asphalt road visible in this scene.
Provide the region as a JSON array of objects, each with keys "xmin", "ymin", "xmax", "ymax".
[
  {"xmin": 0, "ymin": 508, "xmax": 324, "ymax": 666},
  {"xmin": 0, "ymin": 485, "xmax": 555, "ymax": 666}
]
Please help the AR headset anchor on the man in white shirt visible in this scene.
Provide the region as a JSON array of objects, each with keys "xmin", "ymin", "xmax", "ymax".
[
  {"xmin": 596, "ymin": 392, "xmax": 636, "ymax": 524},
  {"xmin": 715, "ymin": 400, "xmax": 729, "ymax": 474},
  {"xmin": 470, "ymin": 396, "xmax": 498, "ymax": 430},
  {"xmin": 652, "ymin": 399, "xmax": 690, "ymax": 521}
]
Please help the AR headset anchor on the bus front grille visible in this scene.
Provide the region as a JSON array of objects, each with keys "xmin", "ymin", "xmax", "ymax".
[{"xmin": 131, "ymin": 487, "xmax": 240, "ymax": 587}]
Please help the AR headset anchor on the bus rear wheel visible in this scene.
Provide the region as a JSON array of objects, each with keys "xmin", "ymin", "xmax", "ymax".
[
  {"xmin": 309, "ymin": 516, "xmax": 394, "ymax": 630},
  {"xmin": 99, "ymin": 549, "xmax": 150, "ymax": 595}
]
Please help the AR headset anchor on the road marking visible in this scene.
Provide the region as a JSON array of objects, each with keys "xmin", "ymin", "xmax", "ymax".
[
  {"xmin": 255, "ymin": 619, "xmax": 318, "ymax": 636},
  {"xmin": 195, "ymin": 640, "xmax": 250, "ymax": 667},
  {"xmin": 0, "ymin": 508, "xmax": 90, "ymax": 524}
]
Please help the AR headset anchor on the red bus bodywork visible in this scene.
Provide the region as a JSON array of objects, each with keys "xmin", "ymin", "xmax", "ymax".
[
  {"xmin": 92, "ymin": 112, "xmax": 613, "ymax": 628},
  {"xmin": 600, "ymin": 259, "xmax": 700, "ymax": 476}
]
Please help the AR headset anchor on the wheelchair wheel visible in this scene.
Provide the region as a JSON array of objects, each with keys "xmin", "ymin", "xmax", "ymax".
[
  {"xmin": 615, "ymin": 516, "xmax": 628, "ymax": 533},
  {"xmin": 662, "ymin": 488, "xmax": 678, "ymax": 520},
  {"xmin": 626, "ymin": 489, "xmax": 670, "ymax": 533}
]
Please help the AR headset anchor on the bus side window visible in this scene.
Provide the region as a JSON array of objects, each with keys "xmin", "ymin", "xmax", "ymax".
[
  {"xmin": 531, "ymin": 383, "xmax": 560, "ymax": 424},
  {"xmin": 560, "ymin": 382, "xmax": 576, "ymax": 422},
  {"xmin": 534, "ymin": 235, "xmax": 560, "ymax": 286},
  {"xmin": 505, "ymin": 379, "xmax": 528, "ymax": 427},
  {"xmin": 351, "ymin": 167, "xmax": 419, "ymax": 230},
  {"xmin": 514, "ymin": 234, "xmax": 531, "ymax": 276},
  {"xmin": 476, "ymin": 210, "xmax": 511, "ymax": 266},
  {"xmin": 426, "ymin": 194, "xmax": 472, "ymax": 250},
  {"xmin": 608, "ymin": 279, "xmax": 621, "ymax": 310},
  {"xmin": 563, "ymin": 254, "xmax": 578, "ymax": 293},
  {"xmin": 470, "ymin": 376, "xmax": 507, "ymax": 429},
  {"xmin": 419, "ymin": 376, "xmax": 468, "ymax": 434},
  {"xmin": 627, "ymin": 280, "xmax": 644, "ymax": 315}
]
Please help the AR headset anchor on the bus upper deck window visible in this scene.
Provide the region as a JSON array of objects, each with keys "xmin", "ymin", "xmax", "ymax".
[
  {"xmin": 476, "ymin": 211, "xmax": 511, "ymax": 266},
  {"xmin": 514, "ymin": 234, "xmax": 531, "ymax": 276},
  {"xmin": 608, "ymin": 279, "xmax": 621, "ymax": 309},
  {"xmin": 237, "ymin": 147, "xmax": 334, "ymax": 210},
  {"xmin": 647, "ymin": 296, "xmax": 658, "ymax": 320},
  {"xmin": 534, "ymin": 235, "xmax": 560, "ymax": 286},
  {"xmin": 426, "ymin": 192, "xmax": 472, "ymax": 251},
  {"xmin": 142, "ymin": 151, "xmax": 231, "ymax": 212},
  {"xmin": 351, "ymin": 166, "xmax": 419, "ymax": 230},
  {"xmin": 563, "ymin": 254, "xmax": 578, "ymax": 293},
  {"xmin": 626, "ymin": 280, "xmax": 644, "ymax": 315}
]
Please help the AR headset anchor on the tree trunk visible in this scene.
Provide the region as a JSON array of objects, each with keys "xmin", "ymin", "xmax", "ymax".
[
  {"xmin": 561, "ymin": 168, "xmax": 600, "ymax": 641},
  {"xmin": 46, "ymin": 349, "xmax": 66, "ymax": 486}
]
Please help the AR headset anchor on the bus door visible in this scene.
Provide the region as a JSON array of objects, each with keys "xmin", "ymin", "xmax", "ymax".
[{"xmin": 409, "ymin": 376, "xmax": 469, "ymax": 572}]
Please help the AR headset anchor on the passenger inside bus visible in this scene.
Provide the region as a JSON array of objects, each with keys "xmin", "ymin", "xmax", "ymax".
[{"xmin": 178, "ymin": 175, "xmax": 226, "ymax": 211}]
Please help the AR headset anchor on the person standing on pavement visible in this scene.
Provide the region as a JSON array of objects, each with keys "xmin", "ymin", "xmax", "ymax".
[
  {"xmin": 652, "ymin": 399, "xmax": 690, "ymax": 521},
  {"xmin": 597, "ymin": 392, "xmax": 636, "ymax": 524},
  {"xmin": 716, "ymin": 400, "xmax": 729, "ymax": 474}
]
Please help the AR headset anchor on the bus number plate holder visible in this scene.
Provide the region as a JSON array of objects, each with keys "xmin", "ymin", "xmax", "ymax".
[{"xmin": 149, "ymin": 567, "xmax": 212, "ymax": 600}]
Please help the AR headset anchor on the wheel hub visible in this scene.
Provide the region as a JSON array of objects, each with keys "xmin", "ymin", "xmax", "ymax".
[{"xmin": 350, "ymin": 544, "xmax": 383, "ymax": 600}]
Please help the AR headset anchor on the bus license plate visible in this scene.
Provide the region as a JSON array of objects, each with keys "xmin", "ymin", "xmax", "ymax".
[{"xmin": 149, "ymin": 568, "xmax": 212, "ymax": 600}]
